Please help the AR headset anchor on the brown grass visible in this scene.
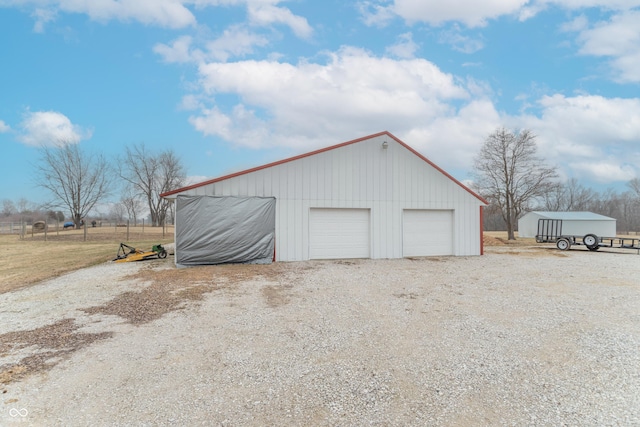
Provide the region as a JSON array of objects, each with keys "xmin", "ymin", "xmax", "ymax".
[
  {"xmin": 483, "ymin": 231, "xmax": 538, "ymax": 246},
  {"xmin": 0, "ymin": 227, "xmax": 174, "ymax": 294}
]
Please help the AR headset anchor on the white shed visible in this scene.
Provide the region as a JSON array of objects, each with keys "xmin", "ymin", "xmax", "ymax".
[
  {"xmin": 518, "ymin": 211, "xmax": 616, "ymax": 239},
  {"xmin": 162, "ymin": 131, "xmax": 488, "ymax": 264}
]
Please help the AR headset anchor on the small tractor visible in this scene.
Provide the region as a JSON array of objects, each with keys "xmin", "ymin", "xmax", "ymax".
[{"xmin": 113, "ymin": 243, "xmax": 168, "ymax": 263}]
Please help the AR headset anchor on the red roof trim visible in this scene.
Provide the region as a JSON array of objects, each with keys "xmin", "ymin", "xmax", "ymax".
[
  {"xmin": 161, "ymin": 131, "xmax": 488, "ymax": 204},
  {"xmin": 480, "ymin": 205, "xmax": 485, "ymax": 256}
]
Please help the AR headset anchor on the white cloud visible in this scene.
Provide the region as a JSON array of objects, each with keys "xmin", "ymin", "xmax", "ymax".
[
  {"xmin": 154, "ymin": 35, "xmax": 197, "ymax": 64},
  {"xmin": 205, "ymin": 25, "xmax": 270, "ymax": 61},
  {"xmin": 438, "ymin": 25, "xmax": 484, "ymax": 53},
  {"xmin": 154, "ymin": 26, "xmax": 270, "ymax": 64},
  {"xmin": 247, "ymin": 2, "xmax": 312, "ymax": 38},
  {"xmin": 515, "ymin": 94, "xmax": 640, "ymax": 184},
  {"xmin": 534, "ymin": 0, "xmax": 640, "ymax": 10},
  {"xmin": 5, "ymin": 0, "xmax": 313, "ymax": 37},
  {"xmin": 179, "ymin": 94, "xmax": 204, "ymax": 111},
  {"xmin": 0, "ymin": 120, "xmax": 10, "ymax": 133},
  {"xmin": 18, "ymin": 111, "xmax": 92, "ymax": 146},
  {"xmin": 13, "ymin": 0, "xmax": 197, "ymax": 30},
  {"xmin": 572, "ymin": 10, "xmax": 640, "ymax": 83},
  {"xmin": 567, "ymin": 160, "xmax": 636, "ymax": 183},
  {"xmin": 391, "ymin": 0, "xmax": 529, "ymax": 27},
  {"xmin": 559, "ymin": 14, "xmax": 589, "ymax": 33},
  {"xmin": 401, "ymin": 99, "xmax": 501, "ymax": 169},
  {"xmin": 32, "ymin": 7, "xmax": 57, "ymax": 32},
  {"xmin": 385, "ymin": 32, "xmax": 419, "ymax": 59},
  {"xmin": 187, "ymin": 47, "xmax": 505, "ymax": 174},
  {"xmin": 357, "ymin": 1, "xmax": 396, "ymax": 27},
  {"xmin": 185, "ymin": 175, "xmax": 212, "ymax": 185},
  {"xmin": 357, "ymin": 0, "xmax": 640, "ymax": 28},
  {"xmin": 184, "ymin": 46, "xmax": 640, "ymax": 185}
]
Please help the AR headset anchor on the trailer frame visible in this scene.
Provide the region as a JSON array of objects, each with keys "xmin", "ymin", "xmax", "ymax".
[{"xmin": 535, "ymin": 219, "xmax": 640, "ymax": 253}]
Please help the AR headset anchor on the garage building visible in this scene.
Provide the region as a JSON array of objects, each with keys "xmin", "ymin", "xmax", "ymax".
[
  {"xmin": 161, "ymin": 131, "xmax": 487, "ymax": 264},
  {"xmin": 518, "ymin": 211, "xmax": 616, "ymax": 239}
]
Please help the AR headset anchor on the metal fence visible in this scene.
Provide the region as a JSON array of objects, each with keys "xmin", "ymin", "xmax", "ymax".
[{"xmin": 0, "ymin": 220, "xmax": 174, "ymax": 241}]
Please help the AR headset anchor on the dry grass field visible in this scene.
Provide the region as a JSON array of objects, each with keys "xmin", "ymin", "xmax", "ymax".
[
  {"xmin": 0, "ymin": 227, "xmax": 174, "ymax": 294},
  {"xmin": 483, "ymin": 231, "xmax": 537, "ymax": 246}
]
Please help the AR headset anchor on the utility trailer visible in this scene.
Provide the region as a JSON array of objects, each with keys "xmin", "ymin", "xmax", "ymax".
[{"xmin": 536, "ymin": 219, "xmax": 640, "ymax": 253}]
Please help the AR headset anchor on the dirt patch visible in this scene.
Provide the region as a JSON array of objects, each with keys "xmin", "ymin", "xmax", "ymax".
[
  {"xmin": 82, "ymin": 282, "xmax": 215, "ymax": 325},
  {"xmin": 81, "ymin": 263, "xmax": 295, "ymax": 325},
  {"xmin": 483, "ymin": 234, "xmax": 507, "ymax": 246},
  {"xmin": 494, "ymin": 247, "xmax": 570, "ymax": 258},
  {"xmin": 262, "ymin": 284, "xmax": 294, "ymax": 307},
  {"xmin": 0, "ymin": 319, "xmax": 113, "ymax": 386}
]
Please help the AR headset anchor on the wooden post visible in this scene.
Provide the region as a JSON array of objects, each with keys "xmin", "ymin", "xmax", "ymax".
[
  {"xmin": 84, "ymin": 220, "xmax": 87, "ymax": 242},
  {"xmin": 126, "ymin": 220, "xmax": 130, "ymax": 241},
  {"xmin": 44, "ymin": 221, "xmax": 47, "ymax": 241}
]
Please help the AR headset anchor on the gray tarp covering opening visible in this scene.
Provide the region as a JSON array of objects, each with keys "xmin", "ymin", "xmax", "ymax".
[{"xmin": 175, "ymin": 195, "xmax": 276, "ymax": 266}]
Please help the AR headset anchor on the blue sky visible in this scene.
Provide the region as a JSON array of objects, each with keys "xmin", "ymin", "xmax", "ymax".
[{"xmin": 1, "ymin": 0, "xmax": 639, "ymax": 208}]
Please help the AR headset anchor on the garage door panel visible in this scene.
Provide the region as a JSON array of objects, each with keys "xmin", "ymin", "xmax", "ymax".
[
  {"xmin": 403, "ymin": 210, "xmax": 453, "ymax": 257},
  {"xmin": 309, "ymin": 208, "xmax": 370, "ymax": 259}
]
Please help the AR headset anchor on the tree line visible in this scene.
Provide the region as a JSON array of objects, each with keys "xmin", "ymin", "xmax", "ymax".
[
  {"xmin": 7, "ymin": 130, "xmax": 637, "ymax": 237},
  {"xmin": 17, "ymin": 141, "xmax": 186, "ymax": 228},
  {"xmin": 473, "ymin": 127, "xmax": 640, "ymax": 238}
]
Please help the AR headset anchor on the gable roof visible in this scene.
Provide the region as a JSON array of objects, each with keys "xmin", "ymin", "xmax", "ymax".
[
  {"xmin": 525, "ymin": 211, "xmax": 615, "ymax": 221},
  {"xmin": 161, "ymin": 131, "xmax": 488, "ymax": 204}
]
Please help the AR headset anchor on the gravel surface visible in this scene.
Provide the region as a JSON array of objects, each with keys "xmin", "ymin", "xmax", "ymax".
[{"xmin": 1, "ymin": 245, "xmax": 639, "ymax": 426}]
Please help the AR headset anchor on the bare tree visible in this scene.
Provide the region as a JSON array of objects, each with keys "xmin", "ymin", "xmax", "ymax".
[
  {"xmin": 628, "ymin": 178, "xmax": 640, "ymax": 199},
  {"xmin": 2, "ymin": 199, "xmax": 16, "ymax": 216},
  {"xmin": 17, "ymin": 198, "xmax": 33, "ymax": 214},
  {"xmin": 109, "ymin": 203, "xmax": 126, "ymax": 224},
  {"xmin": 119, "ymin": 144, "xmax": 185, "ymax": 227},
  {"xmin": 473, "ymin": 127, "xmax": 558, "ymax": 240},
  {"xmin": 120, "ymin": 186, "xmax": 145, "ymax": 224},
  {"xmin": 617, "ymin": 191, "xmax": 640, "ymax": 234},
  {"xmin": 36, "ymin": 142, "xmax": 111, "ymax": 228},
  {"xmin": 542, "ymin": 178, "xmax": 596, "ymax": 211}
]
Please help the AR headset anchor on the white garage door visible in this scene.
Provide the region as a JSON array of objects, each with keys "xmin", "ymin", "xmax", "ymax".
[
  {"xmin": 309, "ymin": 208, "xmax": 370, "ymax": 259},
  {"xmin": 403, "ymin": 209, "xmax": 454, "ymax": 257}
]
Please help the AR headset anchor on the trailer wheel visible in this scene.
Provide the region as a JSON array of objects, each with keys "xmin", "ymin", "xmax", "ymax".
[
  {"xmin": 583, "ymin": 234, "xmax": 599, "ymax": 249},
  {"xmin": 158, "ymin": 250, "xmax": 167, "ymax": 259},
  {"xmin": 556, "ymin": 238, "xmax": 571, "ymax": 251}
]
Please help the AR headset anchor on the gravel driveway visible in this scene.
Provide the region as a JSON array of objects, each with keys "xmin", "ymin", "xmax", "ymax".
[{"xmin": 1, "ymin": 245, "xmax": 639, "ymax": 426}]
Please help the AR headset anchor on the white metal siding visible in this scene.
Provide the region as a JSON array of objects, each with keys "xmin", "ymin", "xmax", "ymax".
[
  {"xmin": 561, "ymin": 220, "xmax": 616, "ymax": 237},
  {"xmin": 174, "ymin": 134, "xmax": 484, "ymax": 260},
  {"xmin": 518, "ymin": 213, "xmax": 616, "ymax": 238},
  {"xmin": 403, "ymin": 210, "xmax": 454, "ymax": 256},
  {"xmin": 309, "ymin": 208, "xmax": 370, "ymax": 259}
]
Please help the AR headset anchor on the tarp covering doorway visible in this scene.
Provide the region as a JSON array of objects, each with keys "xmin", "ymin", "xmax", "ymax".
[{"xmin": 175, "ymin": 195, "xmax": 276, "ymax": 266}]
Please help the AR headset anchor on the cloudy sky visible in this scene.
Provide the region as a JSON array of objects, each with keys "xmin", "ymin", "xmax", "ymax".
[{"xmin": 1, "ymin": 0, "xmax": 639, "ymax": 205}]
